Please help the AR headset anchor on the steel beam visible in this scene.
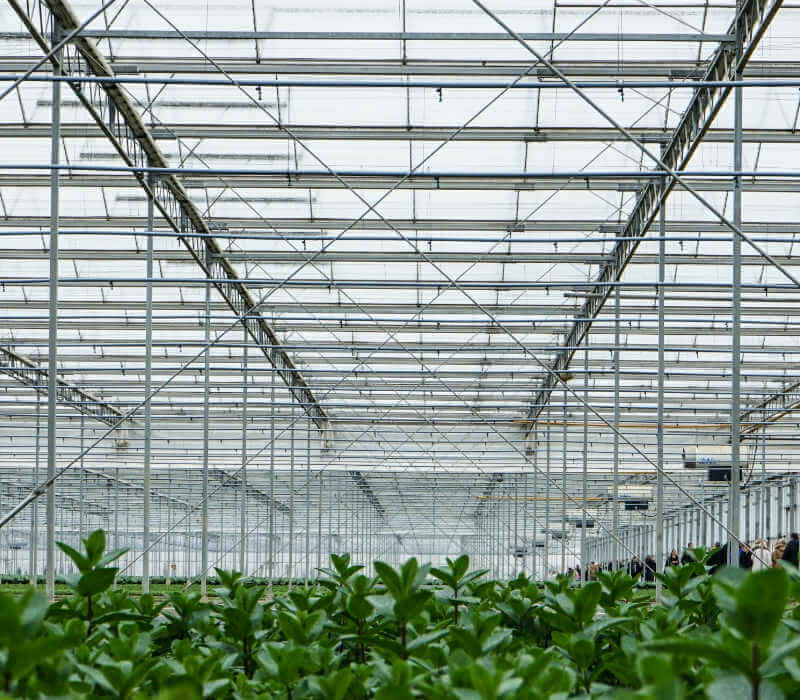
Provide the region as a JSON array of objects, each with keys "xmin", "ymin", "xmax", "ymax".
[
  {"xmin": 527, "ymin": 0, "xmax": 783, "ymax": 429},
  {"xmin": 4, "ymin": 172, "xmax": 800, "ymax": 192},
  {"xmin": 0, "ymin": 346, "xmax": 125, "ymax": 426},
  {"xmin": 0, "ymin": 29, "xmax": 734, "ymax": 42},
  {"xmin": 739, "ymin": 381, "xmax": 800, "ymax": 436},
  {"xmin": 7, "ymin": 0, "xmax": 327, "ymax": 430},
  {"xmin": 5, "ymin": 215, "xmax": 800, "ymax": 232},
  {"xmin": 3, "ymin": 56, "xmax": 799, "ymax": 77},
  {"xmin": 5, "ymin": 124, "xmax": 800, "ymax": 143}
]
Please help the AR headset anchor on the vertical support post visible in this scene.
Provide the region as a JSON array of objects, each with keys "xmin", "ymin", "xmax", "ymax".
[
  {"xmin": 29, "ymin": 393, "xmax": 41, "ymax": 586},
  {"xmin": 143, "ymin": 169, "xmax": 154, "ymax": 594},
  {"xmin": 114, "ymin": 466, "xmax": 119, "ymax": 551},
  {"xmin": 504, "ymin": 482, "xmax": 510, "ymax": 579},
  {"xmin": 201, "ymin": 276, "xmax": 210, "ymax": 597},
  {"xmin": 745, "ymin": 491, "xmax": 751, "ymax": 545},
  {"xmin": 268, "ymin": 374, "xmax": 275, "ymax": 597},
  {"xmin": 531, "ymin": 442, "xmax": 536, "ymax": 579},
  {"xmin": 317, "ymin": 469, "xmax": 323, "ymax": 575},
  {"xmin": 522, "ymin": 471, "xmax": 528, "ymax": 576},
  {"xmin": 545, "ymin": 408, "xmax": 551, "ymax": 579},
  {"xmin": 288, "ymin": 400, "xmax": 295, "ymax": 591},
  {"xmin": 46, "ymin": 22, "xmax": 62, "ymax": 601},
  {"xmin": 79, "ymin": 414, "xmax": 85, "ymax": 542},
  {"xmin": 728, "ymin": 13, "xmax": 743, "ymax": 566},
  {"xmin": 656, "ymin": 149, "xmax": 666, "ymax": 603},
  {"xmin": 305, "ymin": 416, "xmax": 310, "ymax": 588},
  {"xmin": 613, "ymin": 285, "xmax": 620, "ymax": 570},
  {"xmin": 561, "ymin": 385, "xmax": 567, "ymax": 573},
  {"xmin": 701, "ymin": 499, "xmax": 708, "ymax": 547},
  {"xmin": 581, "ymin": 344, "xmax": 588, "ymax": 583},
  {"xmin": 240, "ymin": 326, "xmax": 247, "ymax": 574},
  {"xmin": 762, "ymin": 430, "xmax": 769, "ymax": 539}
]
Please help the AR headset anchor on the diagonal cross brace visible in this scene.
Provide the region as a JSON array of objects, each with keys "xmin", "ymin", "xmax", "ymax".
[
  {"xmin": 527, "ymin": 0, "xmax": 783, "ymax": 429},
  {"xmin": 8, "ymin": 0, "xmax": 327, "ymax": 431}
]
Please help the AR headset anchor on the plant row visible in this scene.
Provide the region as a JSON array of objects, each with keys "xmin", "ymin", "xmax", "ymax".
[{"xmin": 2, "ymin": 529, "xmax": 800, "ymax": 698}]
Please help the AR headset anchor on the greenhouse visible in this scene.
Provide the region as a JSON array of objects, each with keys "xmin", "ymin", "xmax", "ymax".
[{"xmin": 1, "ymin": 0, "xmax": 800, "ymax": 613}]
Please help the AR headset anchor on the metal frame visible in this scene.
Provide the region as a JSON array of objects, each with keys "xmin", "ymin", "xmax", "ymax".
[{"xmin": 0, "ymin": 0, "xmax": 797, "ymax": 584}]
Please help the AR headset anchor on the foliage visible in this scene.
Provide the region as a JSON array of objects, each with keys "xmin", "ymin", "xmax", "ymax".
[{"xmin": 1, "ymin": 530, "xmax": 800, "ymax": 698}]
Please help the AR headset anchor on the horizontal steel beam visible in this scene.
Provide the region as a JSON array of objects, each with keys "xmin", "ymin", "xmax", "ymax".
[
  {"xmin": 4, "ymin": 335, "xmax": 799, "ymax": 356},
  {"xmin": 0, "ymin": 29, "xmax": 733, "ymax": 42},
  {"xmin": 3, "ymin": 56, "xmax": 798, "ymax": 77},
  {"xmin": 3, "ymin": 249, "xmax": 796, "ymax": 267},
  {"xmin": 5, "ymin": 124, "xmax": 800, "ymax": 143},
  {"xmin": 0, "ymin": 299, "xmax": 796, "ymax": 315},
  {"xmin": 3, "ymin": 172, "xmax": 800, "ymax": 192},
  {"xmin": 1, "ymin": 216, "xmax": 798, "ymax": 232}
]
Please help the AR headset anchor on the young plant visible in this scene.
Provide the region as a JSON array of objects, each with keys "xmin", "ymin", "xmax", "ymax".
[
  {"xmin": 211, "ymin": 568, "xmax": 267, "ymax": 678},
  {"xmin": 430, "ymin": 554, "xmax": 487, "ymax": 624},
  {"xmin": 648, "ymin": 567, "xmax": 800, "ymax": 699},
  {"xmin": 56, "ymin": 529, "xmax": 128, "ymax": 629},
  {"xmin": 373, "ymin": 558, "xmax": 433, "ymax": 658}
]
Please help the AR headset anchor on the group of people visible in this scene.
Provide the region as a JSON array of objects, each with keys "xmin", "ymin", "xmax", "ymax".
[{"xmin": 568, "ymin": 533, "xmax": 800, "ymax": 582}]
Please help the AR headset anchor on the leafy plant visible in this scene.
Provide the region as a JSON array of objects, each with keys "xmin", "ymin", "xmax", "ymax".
[
  {"xmin": 0, "ymin": 529, "xmax": 798, "ymax": 698},
  {"xmin": 431, "ymin": 554, "xmax": 487, "ymax": 624},
  {"xmin": 55, "ymin": 529, "xmax": 128, "ymax": 629}
]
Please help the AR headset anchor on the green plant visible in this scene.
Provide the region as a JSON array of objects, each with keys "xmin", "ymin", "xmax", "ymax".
[
  {"xmin": 1, "ymin": 529, "xmax": 800, "ymax": 698},
  {"xmin": 431, "ymin": 554, "xmax": 488, "ymax": 624},
  {"xmin": 55, "ymin": 529, "xmax": 129, "ymax": 630}
]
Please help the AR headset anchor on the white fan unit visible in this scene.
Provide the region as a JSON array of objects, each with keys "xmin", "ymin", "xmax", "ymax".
[{"xmin": 683, "ymin": 446, "xmax": 746, "ymax": 482}]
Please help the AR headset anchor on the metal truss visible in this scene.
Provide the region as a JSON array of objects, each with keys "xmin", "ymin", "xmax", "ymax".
[
  {"xmin": 740, "ymin": 380, "xmax": 800, "ymax": 438},
  {"xmin": 7, "ymin": 0, "xmax": 327, "ymax": 430},
  {"xmin": 209, "ymin": 469, "xmax": 290, "ymax": 515},
  {"xmin": 0, "ymin": 345, "xmax": 124, "ymax": 426},
  {"xmin": 527, "ymin": 0, "xmax": 785, "ymax": 429}
]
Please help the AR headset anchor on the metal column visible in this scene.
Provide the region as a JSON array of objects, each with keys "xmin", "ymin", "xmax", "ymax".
[
  {"xmin": 288, "ymin": 400, "xmax": 295, "ymax": 591},
  {"xmin": 240, "ymin": 327, "xmax": 247, "ymax": 573},
  {"xmin": 531, "ymin": 442, "xmax": 536, "ymax": 579},
  {"xmin": 522, "ymin": 470, "xmax": 528, "ymax": 577},
  {"xmin": 29, "ymin": 394, "xmax": 40, "ymax": 585},
  {"xmin": 561, "ymin": 385, "xmax": 567, "ymax": 573},
  {"xmin": 268, "ymin": 374, "xmax": 275, "ymax": 596},
  {"xmin": 46, "ymin": 22, "xmax": 62, "ymax": 602},
  {"xmin": 201, "ymin": 278, "xmax": 210, "ymax": 597},
  {"xmin": 613, "ymin": 286, "xmax": 620, "ymax": 570},
  {"xmin": 581, "ymin": 344, "xmax": 588, "ymax": 583},
  {"xmin": 143, "ymin": 169, "xmax": 154, "ymax": 593},
  {"xmin": 79, "ymin": 414, "xmax": 84, "ymax": 542},
  {"xmin": 745, "ymin": 491, "xmax": 751, "ymax": 544},
  {"xmin": 317, "ymin": 469, "xmax": 323, "ymax": 574},
  {"xmin": 762, "ymin": 432, "xmax": 769, "ymax": 539},
  {"xmin": 728, "ymin": 3, "xmax": 743, "ymax": 566},
  {"xmin": 305, "ymin": 416, "xmax": 310, "ymax": 587},
  {"xmin": 656, "ymin": 157, "xmax": 665, "ymax": 603},
  {"xmin": 545, "ymin": 407, "xmax": 551, "ymax": 578}
]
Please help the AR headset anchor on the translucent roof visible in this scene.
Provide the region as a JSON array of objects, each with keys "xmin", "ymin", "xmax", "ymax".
[{"xmin": 0, "ymin": 0, "xmax": 798, "ymax": 567}]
